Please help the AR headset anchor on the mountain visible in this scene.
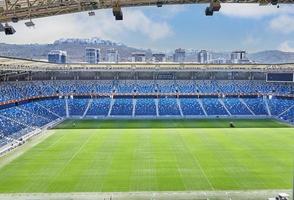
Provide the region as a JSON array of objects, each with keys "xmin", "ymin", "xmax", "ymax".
[
  {"xmin": 248, "ymin": 50, "xmax": 294, "ymax": 64},
  {"xmin": 0, "ymin": 38, "xmax": 144, "ymax": 62},
  {"xmin": 0, "ymin": 38, "xmax": 294, "ymax": 64}
]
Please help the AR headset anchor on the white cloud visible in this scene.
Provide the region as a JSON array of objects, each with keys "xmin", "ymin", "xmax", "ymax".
[
  {"xmin": 121, "ymin": 10, "xmax": 172, "ymax": 40},
  {"xmin": 221, "ymin": 4, "xmax": 294, "ymax": 39},
  {"xmin": 279, "ymin": 41, "xmax": 294, "ymax": 52},
  {"xmin": 269, "ymin": 15, "xmax": 294, "ymax": 34},
  {"xmin": 220, "ymin": 4, "xmax": 294, "ymax": 19},
  {"xmin": 0, "ymin": 8, "xmax": 172, "ymax": 44},
  {"xmin": 153, "ymin": 5, "xmax": 187, "ymax": 19}
]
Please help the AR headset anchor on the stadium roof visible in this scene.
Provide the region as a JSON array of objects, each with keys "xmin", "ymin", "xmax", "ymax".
[
  {"xmin": 0, "ymin": 0, "xmax": 294, "ymax": 23},
  {"xmin": 0, "ymin": 56, "xmax": 294, "ymax": 72}
]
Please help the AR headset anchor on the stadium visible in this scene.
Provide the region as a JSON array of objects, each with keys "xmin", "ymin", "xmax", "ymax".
[{"xmin": 0, "ymin": 56, "xmax": 293, "ymax": 199}]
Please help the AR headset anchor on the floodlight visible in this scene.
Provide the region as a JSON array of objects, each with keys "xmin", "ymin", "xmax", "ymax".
[
  {"xmin": 25, "ymin": 21, "xmax": 35, "ymax": 27},
  {"xmin": 88, "ymin": 11, "xmax": 95, "ymax": 16},
  {"xmin": 4, "ymin": 24, "xmax": 16, "ymax": 35}
]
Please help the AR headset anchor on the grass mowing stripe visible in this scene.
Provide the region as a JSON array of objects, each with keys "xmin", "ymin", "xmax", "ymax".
[
  {"xmin": 82, "ymin": 130, "xmax": 122, "ymax": 192},
  {"xmin": 47, "ymin": 132, "xmax": 93, "ymax": 192},
  {"xmin": 129, "ymin": 129, "xmax": 158, "ymax": 191},
  {"xmin": 53, "ymin": 119, "xmax": 291, "ymax": 129},
  {"xmin": 166, "ymin": 132, "xmax": 188, "ymax": 191},
  {"xmin": 0, "ymin": 119, "xmax": 292, "ymax": 192},
  {"xmin": 207, "ymin": 128, "xmax": 261, "ymax": 189},
  {"xmin": 166, "ymin": 130, "xmax": 208, "ymax": 190},
  {"xmin": 176, "ymin": 130, "xmax": 216, "ymax": 190}
]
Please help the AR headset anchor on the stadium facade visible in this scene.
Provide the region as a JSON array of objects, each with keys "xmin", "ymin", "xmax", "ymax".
[{"xmin": 0, "ymin": 56, "xmax": 293, "ymax": 154}]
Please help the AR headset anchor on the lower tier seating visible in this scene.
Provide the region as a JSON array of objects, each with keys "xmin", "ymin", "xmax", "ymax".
[
  {"xmin": 0, "ymin": 97, "xmax": 293, "ymax": 148},
  {"xmin": 135, "ymin": 98, "xmax": 157, "ymax": 116}
]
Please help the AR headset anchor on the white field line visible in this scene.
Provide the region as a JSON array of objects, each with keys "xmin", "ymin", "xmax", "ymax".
[
  {"xmin": 0, "ymin": 189, "xmax": 292, "ymax": 200},
  {"xmin": 47, "ymin": 134, "xmax": 93, "ymax": 188},
  {"xmin": 167, "ymin": 133, "xmax": 188, "ymax": 190},
  {"xmin": 76, "ymin": 133, "xmax": 116, "ymax": 192},
  {"xmin": 97, "ymin": 133, "xmax": 122, "ymax": 191},
  {"xmin": 176, "ymin": 131, "xmax": 215, "ymax": 191},
  {"xmin": 0, "ymin": 130, "xmax": 56, "ymax": 170},
  {"xmin": 45, "ymin": 134, "xmax": 68, "ymax": 150},
  {"xmin": 204, "ymin": 128, "xmax": 248, "ymax": 188}
]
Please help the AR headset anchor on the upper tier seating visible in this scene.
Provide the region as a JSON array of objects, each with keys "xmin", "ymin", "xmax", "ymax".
[
  {"xmin": 0, "ymin": 80, "xmax": 292, "ymax": 103},
  {"xmin": 156, "ymin": 80, "xmax": 176, "ymax": 93},
  {"xmin": 177, "ymin": 80, "xmax": 196, "ymax": 93},
  {"xmin": 136, "ymin": 81, "xmax": 155, "ymax": 93},
  {"xmin": 116, "ymin": 80, "xmax": 136, "ymax": 93}
]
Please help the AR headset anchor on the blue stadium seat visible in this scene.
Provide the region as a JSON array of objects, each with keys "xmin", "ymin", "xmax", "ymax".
[
  {"xmin": 111, "ymin": 98, "xmax": 133, "ymax": 116},
  {"xmin": 202, "ymin": 98, "xmax": 228, "ymax": 116},
  {"xmin": 159, "ymin": 98, "xmax": 180, "ymax": 116},
  {"xmin": 223, "ymin": 98, "xmax": 252, "ymax": 115},
  {"xmin": 68, "ymin": 98, "xmax": 89, "ymax": 116},
  {"xmin": 242, "ymin": 98, "xmax": 268, "ymax": 115},
  {"xmin": 86, "ymin": 98, "xmax": 111, "ymax": 116},
  {"xmin": 38, "ymin": 99, "xmax": 66, "ymax": 117},
  {"xmin": 180, "ymin": 98, "xmax": 205, "ymax": 116},
  {"xmin": 135, "ymin": 98, "xmax": 156, "ymax": 116}
]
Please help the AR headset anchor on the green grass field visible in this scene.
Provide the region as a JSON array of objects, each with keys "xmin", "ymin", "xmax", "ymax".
[{"xmin": 0, "ymin": 119, "xmax": 293, "ymax": 193}]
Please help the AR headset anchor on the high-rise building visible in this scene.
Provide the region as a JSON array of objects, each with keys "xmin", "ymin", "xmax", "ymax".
[
  {"xmin": 85, "ymin": 48, "xmax": 100, "ymax": 64},
  {"xmin": 132, "ymin": 52, "xmax": 146, "ymax": 62},
  {"xmin": 198, "ymin": 50, "xmax": 211, "ymax": 64},
  {"xmin": 173, "ymin": 48, "xmax": 185, "ymax": 62},
  {"xmin": 106, "ymin": 49, "xmax": 119, "ymax": 63},
  {"xmin": 48, "ymin": 50, "xmax": 67, "ymax": 64},
  {"xmin": 231, "ymin": 51, "xmax": 246, "ymax": 60},
  {"xmin": 152, "ymin": 53, "xmax": 166, "ymax": 62},
  {"xmin": 230, "ymin": 51, "xmax": 251, "ymax": 64}
]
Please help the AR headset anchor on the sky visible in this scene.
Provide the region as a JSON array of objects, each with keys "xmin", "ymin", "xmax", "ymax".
[{"xmin": 1, "ymin": 4, "xmax": 294, "ymax": 52}]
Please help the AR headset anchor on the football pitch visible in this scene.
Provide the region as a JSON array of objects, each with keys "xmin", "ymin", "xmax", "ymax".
[{"xmin": 0, "ymin": 119, "xmax": 293, "ymax": 193}]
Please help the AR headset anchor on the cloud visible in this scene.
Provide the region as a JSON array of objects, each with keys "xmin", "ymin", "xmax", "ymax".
[
  {"xmin": 269, "ymin": 15, "xmax": 294, "ymax": 34},
  {"xmin": 0, "ymin": 8, "xmax": 172, "ymax": 44},
  {"xmin": 220, "ymin": 4, "xmax": 294, "ymax": 19},
  {"xmin": 121, "ymin": 10, "xmax": 172, "ymax": 40},
  {"xmin": 151, "ymin": 5, "xmax": 187, "ymax": 19},
  {"xmin": 279, "ymin": 41, "xmax": 294, "ymax": 52}
]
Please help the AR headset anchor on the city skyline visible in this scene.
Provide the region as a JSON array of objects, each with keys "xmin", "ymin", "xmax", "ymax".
[
  {"xmin": 47, "ymin": 46, "xmax": 254, "ymax": 64},
  {"xmin": 1, "ymin": 4, "xmax": 293, "ymax": 52}
]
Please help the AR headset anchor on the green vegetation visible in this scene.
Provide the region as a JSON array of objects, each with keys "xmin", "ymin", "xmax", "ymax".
[
  {"xmin": 54, "ymin": 118, "xmax": 290, "ymax": 129},
  {"xmin": 0, "ymin": 119, "xmax": 293, "ymax": 193}
]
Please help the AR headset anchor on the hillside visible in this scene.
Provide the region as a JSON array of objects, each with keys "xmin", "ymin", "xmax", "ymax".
[
  {"xmin": 0, "ymin": 38, "xmax": 294, "ymax": 64},
  {"xmin": 248, "ymin": 50, "xmax": 294, "ymax": 64}
]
